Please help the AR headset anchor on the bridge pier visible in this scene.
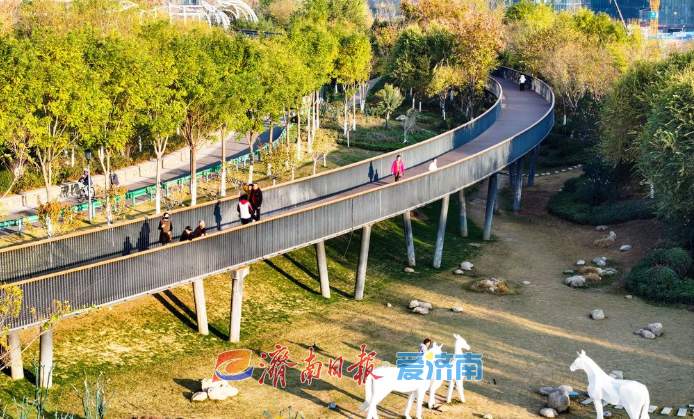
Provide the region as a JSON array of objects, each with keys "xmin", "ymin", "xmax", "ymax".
[
  {"xmin": 527, "ymin": 146, "xmax": 540, "ymax": 187},
  {"xmin": 354, "ymin": 224, "xmax": 372, "ymax": 300},
  {"xmin": 315, "ymin": 240, "xmax": 330, "ymax": 298},
  {"xmin": 39, "ymin": 328, "xmax": 53, "ymax": 388},
  {"xmin": 433, "ymin": 194, "xmax": 450, "ymax": 269},
  {"xmin": 483, "ymin": 173, "xmax": 499, "ymax": 241},
  {"xmin": 8, "ymin": 330, "xmax": 23, "ymax": 380},
  {"xmin": 192, "ymin": 278, "xmax": 209, "ymax": 336},
  {"xmin": 512, "ymin": 158, "xmax": 524, "ymax": 213},
  {"xmin": 229, "ymin": 267, "xmax": 249, "ymax": 343},
  {"xmin": 402, "ymin": 211, "xmax": 416, "ymax": 267},
  {"xmin": 458, "ymin": 189, "xmax": 468, "ymax": 238}
]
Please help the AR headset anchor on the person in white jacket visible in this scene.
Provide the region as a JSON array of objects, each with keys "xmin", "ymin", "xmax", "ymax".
[
  {"xmin": 519, "ymin": 74, "xmax": 527, "ymax": 91},
  {"xmin": 237, "ymin": 194, "xmax": 254, "ymax": 225},
  {"xmin": 428, "ymin": 158, "xmax": 438, "ymax": 171}
]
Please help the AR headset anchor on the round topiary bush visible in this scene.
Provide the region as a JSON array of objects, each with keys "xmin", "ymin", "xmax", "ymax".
[
  {"xmin": 625, "ymin": 265, "xmax": 682, "ymax": 302},
  {"xmin": 639, "ymin": 247, "xmax": 692, "ymax": 277}
]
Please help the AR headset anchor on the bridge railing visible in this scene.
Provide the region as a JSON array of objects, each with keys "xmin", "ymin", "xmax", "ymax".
[
  {"xmin": 5, "ymin": 70, "xmax": 554, "ymax": 330},
  {"xmin": 0, "ymin": 80, "xmax": 502, "ymax": 283}
]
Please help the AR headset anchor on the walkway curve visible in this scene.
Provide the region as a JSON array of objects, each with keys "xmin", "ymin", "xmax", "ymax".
[{"xmin": 3, "ymin": 68, "xmax": 554, "ymax": 330}]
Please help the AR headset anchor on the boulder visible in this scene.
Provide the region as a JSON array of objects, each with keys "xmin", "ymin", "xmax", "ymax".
[
  {"xmin": 539, "ymin": 407, "xmax": 558, "ymax": 418},
  {"xmin": 201, "ymin": 378, "xmax": 225, "ymax": 391},
  {"xmin": 596, "ymin": 225, "xmax": 609, "ymax": 231},
  {"xmin": 563, "ymin": 269, "xmax": 575, "ymax": 275},
  {"xmin": 619, "ymin": 244, "xmax": 632, "ymax": 252},
  {"xmin": 451, "ymin": 306, "xmax": 464, "ymax": 313},
  {"xmin": 577, "ymin": 266, "xmax": 602, "ymax": 276},
  {"xmin": 479, "ymin": 279, "xmax": 496, "ymax": 289},
  {"xmin": 418, "ymin": 301, "xmax": 433, "ymax": 309},
  {"xmin": 453, "ymin": 269, "xmax": 465, "ymax": 275},
  {"xmin": 469, "ymin": 243, "xmax": 482, "ymax": 248},
  {"xmin": 385, "ymin": 302, "xmax": 392, "ymax": 308},
  {"xmin": 460, "ymin": 261, "xmax": 474, "ymax": 271},
  {"xmin": 538, "ymin": 386, "xmax": 556, "ymax": 396},
  {"xmin": 591, "ymin": 309, "xmax": 605, "ymax": 320},
  {"xmin": 522, "ymin": 280, "xmax": 531, "ymax": 285},
  {"xmin": 594, "ymin": 231, "xmax": 617, "ymax": 248},
  {"xmin": 412, "ymin": 306, "xmax": 430, "ymax": 315},
  {"xmin": 565, "ymin": 275, "xmax": 586, "ymax": 288},
  {"xmin": 482, "ymin": 414, "xmax": 493, "ymax": 419},
  {"xmin": 404, "ymin": 267, "xmax": 415, "ymax": 273},
  {"xmin": 585, "ymin": 273, "xmax": 602, "ymax": 283},
  {"xmin": 603, "ymin": 411, "xmax": 612, "ymax": 417},
  {"xmin": 548, "ymin": 390, "xmax": 570, "ymax": 413},
  {"xmin": 601, "ymin": 268, "xmax": 618, "ymax": 276},
  {"xmin": 592, "ymin": 256, "xmax": 608, "ymax": 267},
  {"xmin": 609, "ymin": 370, "xmax": 623, "ymax": 380},
  {"xmin": 646, "ymin": 322, "xmax": 663, "ymax": 337},
  {"xmin": 207, "ymin": 383, "xmax": 239, "ymax": 401},
  {"xmin": 191, "ymin": 391, "xmax": 208, "ymax": 402},
  {"xmin": 409, "ymin": 299, "xmax": 420, "ymax": 309},
  {"xmin": 576, "ymin": 260, "xmax": 586, "ymax": 266},
  {"xmin": 625, "ymin": 295, "xmax": 633, "ymax": 299},
  {"xmin": 557, "ymin": 385, "xmax": 573, "ymax": 394},
  {"xmin": 639, "ymin": 329, "xmax": 656, "ymax": 339}
]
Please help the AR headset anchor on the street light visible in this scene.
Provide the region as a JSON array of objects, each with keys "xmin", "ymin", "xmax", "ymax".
[{"xmin": 85, "ymin": 149, "xmax": 94, "ymax": 222}]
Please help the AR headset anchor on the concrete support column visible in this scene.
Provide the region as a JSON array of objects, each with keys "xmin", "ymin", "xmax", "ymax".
[
  {"xmin": 354, "ymin": 224, "xmax": 372, "ymax": 301},
  {"xmin": 315, "ymin": 241, "xmax": 330, "ymax": 299},
  {"xmin": 229, "ymin": 267, "xmax": 249, "ymax": 343},
  {"xmin": 8, "ymin": 330, "xmax": 23, "ymax": 380},
  {"xmin": 432, "ymin": 195, "xmax": 450, "ymax": 269},
  {"xmin": 527, "ymin": 145, "xmax": 540, "ymax": 187},
  {"xmin": 458, "ymin": 189, "xmax": 468, "ymax": 238},
  {"xmin": 192, "ymin": 278, "xmax": 209, "ymax": 336},
  {"xmin": 39, "ymin": 328, "xmax": 53, "ymax": 389},
  {"xmin": 402, "ymin": 211, "xmax": 416, "ymax": 267},
  {"xmin": 483, "ymin": 173, "xmax": 499, "ymax": 241},
  {"xmin": 512, "ymin": 158, "xmax": 524, "ymax": 213}
]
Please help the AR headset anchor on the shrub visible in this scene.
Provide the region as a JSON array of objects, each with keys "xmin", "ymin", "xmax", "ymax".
[
  {"xmin": 625, "ymin": 247, "xmax": 694, "ymax": 304},
  {"xmin": 547, "ymin": 189, "xmax": 654, "ymax": 225},
  {"xmin": 638, "ymin": 247, "xmax": 692, "ymax": 277}
]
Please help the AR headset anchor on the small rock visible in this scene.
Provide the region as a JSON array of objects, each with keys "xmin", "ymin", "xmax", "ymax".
[
  {"xmin": 563, "ymin": 269, "xmax": 575, "ymax": 275},
  {"xmin": 557, "ymin": 385, "xmax": 573, "ymax": 394},
  {"xmin": 409, "ymin": 299, "xmax": 420, "ymax": 309},
  {"xmin": 201, "ymin": 378, "xmax": 225, "ymax": 391},
  {"xmin": 328, "ymin": 402, "xmax": 337, "ymax": 409},
  {"xmin": 522, "ymin": 280, "xmax": 531, "ymax": 285},
  {"xmin": 539, "ymin": 407, "xmax": 558, "ymax": 418},
  {"xmin": 625, "ymin": 294, "xmax": 633, "ymax": 299},
  {"xmin": 469, "ymin": 243, "xmax": 481, "ymax": 248},
  {"xmin": 453, "ymin": 268, "xmax": 465, "ymax": 275},
  {"xmin": 404, "ymin": 266, "xmax": 415, "ymax": 273},
  {"xmin": 593, "ymin": 231, "xmax": 617, "ymax": 248},
  {"xmin": 585, "ymin": 272, "xmax": 602, "ymax": 283},
  {"xmin": 538, "ymin": 386, "xmax": 556, "ymax": 395},
  {"xmin": 412, "ymin": 306, "xmax": 430, "ymax": 315},
  {"xmin": 646, "ymin": 322, "xmax": 663, "ymax": 337},
  {"xmin": 385, "ymin": 302, "xmax": 392, "ymax": 308},
  {"xmin": 596, "ymin": 225, "xmax": 609, "ymax": 231},
  {"xmin": 548, "ymin": 389, "xmax": 570, "ymax": 413},
  {"xmin": 603, "ymin": 412, "xmax": 612, "ymax": 417},
  {"xmin": 591, "ymin": 309, "xmax": 605, "ymax": 320},
  {"xmin": 619, "ymin": 244, "xmax": 632, "ymax": 252},
  {"xmin": 601, "ymin": 268, "xmax": 618, "ymax": 276},
  {"xmin": 592, "ymin": 256, "xmax": 608, "ymax": 267},
  {"xmin": 207, "ymin": 383, "xmax": 238, "ymax": 400},
  {"xmin": 460, "ymin": 261, "xmax": 474, "ymax": 271},
  {"xmin": 191, "ymin": 391, "xmax": 208, "ymax": 402},
  {"xmin": 609, "ymin": 370, "xmax": 623, "ymax": 380},
  {"xmin": 482, "ymin": 414, "xmax": 493, "ymax": 419},
  {"xmin": 565, "ymin": 275, "xmax": 586, "ymax": 288},
  {"xmin": 451, "ymin": 306, "xmax": 464, "ymax": 313},
  {"xmin": 576, "ymin": 259, "xmax": 586, "ymax": 266},
  {"xmin": 479, "ymin": 279, "xmax": 496, "ymax": 288},
  {"xmin": 418, "ymin": 301, "xmax": 433, "ymax": 309},
  {"xmin": 639, "ymin": 329, "xmax": 656, "ymax": 339}
]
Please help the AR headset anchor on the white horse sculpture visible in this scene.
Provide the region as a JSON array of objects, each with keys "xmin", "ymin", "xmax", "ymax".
[
  {"xmin": 360, "ymin": 343, "xmax": 443, "ymax": 419},
  {"xmin": 570, "ymin": 350, "xmax": 650, "ymax": 419},
  {"xmin": 428, "ymin": 333, "xmax": 471, "ymax": 408}
]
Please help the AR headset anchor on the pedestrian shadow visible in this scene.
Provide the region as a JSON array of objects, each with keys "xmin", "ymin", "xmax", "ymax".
[{"xmin": 153, "ymin": 290, "xmax": 226, "ymax": 340}]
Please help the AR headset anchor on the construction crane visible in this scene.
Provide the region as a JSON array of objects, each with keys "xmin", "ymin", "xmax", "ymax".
[{"xmin": 649, "ymin": 0, "xmax": 660, "ymax": 35}]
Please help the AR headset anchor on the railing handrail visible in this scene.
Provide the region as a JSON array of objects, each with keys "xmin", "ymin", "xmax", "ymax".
[{"xmin": 0, "ymin": 78, "xmax": 502, "ymax": 255}]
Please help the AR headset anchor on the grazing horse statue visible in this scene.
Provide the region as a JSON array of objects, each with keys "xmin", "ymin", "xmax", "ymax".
[
  {"xmin": 428, "ymin": 333, "xmax": 471, "ymax": 409},
  {"xmin": 360, "ymin": 343, "xmax": 443, "ymax": 419},
  {"xmin": 570, "ymin": 350, "xmax": 650, "ymax": 419}
]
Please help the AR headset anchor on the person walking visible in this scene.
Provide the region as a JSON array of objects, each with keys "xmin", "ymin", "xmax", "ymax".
[
  {"xmin": 237, "ymin": 194, "xmax": 254, "ymax": 225},
  {"xmin": 419, "ymin": 338, "xmax": 432, "ymax": 353},
  {"xmin": 192, "ymin": 220, "xmax": 206, "ymax": 239},
  {"xmin": 249, "ymin": 183, "xmax": 263, "ymax": 221},
  {"xmin": 519, "ymin": 74, "xmax": 527, "ymax": 91},
  {"xmin": 180, "ymin": 226, "xmax": 193, "ymax": 241},
  {"xmin": 158, "ymin": 212, "xmax": 173, "ymax": 245},
  {"xmin": 391, "ymin": 155, "xmax": 405, "ymax": 181}
]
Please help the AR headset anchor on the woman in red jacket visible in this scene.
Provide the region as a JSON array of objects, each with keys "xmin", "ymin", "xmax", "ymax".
[{"xmin": 391, "ymin": 154, "xmax": 405, "ymax": 181}]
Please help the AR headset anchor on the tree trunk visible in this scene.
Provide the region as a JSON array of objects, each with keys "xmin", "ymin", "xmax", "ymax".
[
  {"xmin": 307, "ymin": 96, "xmax": 314, "ymax": 155},
  {"xmin": 247, "ymin": 131, "xmax": 257, "ymax": 184},
  {"xmin": 412, "ymin": 95, "xmax": 415, "ymax": 109},
  {"xmin": 70, "ymin": 147, "xmax": 74, "ymax": 167},
  {"xmin": 351, "ymin": 92, "xmax": 356, "ymax": 131},
  {"xmin": 315, "ymin": 90, "xmax": 320, "ymax": 129},
  {"xmin": 312, "ymin": 159, "xmax": 318, "ymax": 175},
  {"xmin": 322, "ymin": 153, "xmax": 327, "ymax": 167},
  {"xmin": 190, "ymin": 145, "xmax": 198, "ymax": 206},
  {"xmin": 343, "ymin": 98, "xmax": 348, "ymax": 136},
  {"xmin": 155, "ymin": 153, "xmax": 163, "ymax": 215},
  {"xmin": 385, "ymin": 113, "xmax": 390, "ymax": 128},
  {"xmin": 296, "ymin": 109, "xmax": 302, "ymax": 160},
  {"xmin": 220, "ymin": 129, "xmax": 227, "ymax": 197}
]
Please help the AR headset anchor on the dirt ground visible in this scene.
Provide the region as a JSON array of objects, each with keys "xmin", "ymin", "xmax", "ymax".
[{"xmin": 5, "ymin": 171, "xmax": 694, "ymax": 419}]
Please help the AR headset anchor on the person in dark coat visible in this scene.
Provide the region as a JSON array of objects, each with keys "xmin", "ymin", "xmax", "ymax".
[
  {"xmin": 180, "ymin": 226, "xmax": 193, "ymax": 241},
  {"xmin": 249, "ymin": 183, "xmax": 263, "ymax": 221},
  {"xmin": 158, "ymin": 212, "xmax": 173, "ymax": 244},
  {"xmin": 192, "ymin": 220, "xmax": 206, "ymax": 239}
]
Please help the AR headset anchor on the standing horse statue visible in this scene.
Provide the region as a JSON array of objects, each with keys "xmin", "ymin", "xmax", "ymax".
[
  {"xmin": 360, "ymin": 343, "xmax": 443, "ymax": 419},
  {"xmin": 570, "ymin": 350, "xmax": 650, "ymax": 419},
  {"xmin": 428, "ymin": 333, "xmax": 471, "ymax": 408}
]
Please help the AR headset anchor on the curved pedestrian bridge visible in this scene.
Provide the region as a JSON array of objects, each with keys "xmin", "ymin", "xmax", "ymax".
[{"xmin": 1, "ymin": 67, "xmax": 553, "ymax": 335}]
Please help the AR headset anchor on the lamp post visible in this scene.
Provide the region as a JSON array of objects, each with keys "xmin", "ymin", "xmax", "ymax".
[{"xmin": 85, "ymin": 150, "xmax": 94, "ymax": 222}]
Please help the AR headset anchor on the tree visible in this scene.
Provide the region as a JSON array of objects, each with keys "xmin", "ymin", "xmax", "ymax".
[
  {"xmin": 333, "ymin": 31, "xmax": 372, "ymax": 141},
  {"xmin": 310, "ymin": 128, "xmax": 337, "ymax": 174},
  {"xmin": 374, "ymin": 83, "xmax": 403, "ymax": 127}
]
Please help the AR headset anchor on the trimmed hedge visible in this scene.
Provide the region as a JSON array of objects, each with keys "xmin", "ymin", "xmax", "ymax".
[
  {"xmin": 547, "ymin": 189, "xmax": 655, "ymax": 225},
  {"xmin": 625, "ymin": 247, "xmax": 694, "ymax": 304}
]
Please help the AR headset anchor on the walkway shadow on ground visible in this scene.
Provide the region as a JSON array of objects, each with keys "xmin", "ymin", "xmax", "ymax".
[
  {"xmin": 153, "ymin": 290, "xmax": 227, "ymax": 340},
  {"xmin": 282, "ymin": 254, "xmax": 352, "ymax": 299},
  {"xmin": 264, "ymin": 260, "xmax": 320, "ymax": 296}
]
